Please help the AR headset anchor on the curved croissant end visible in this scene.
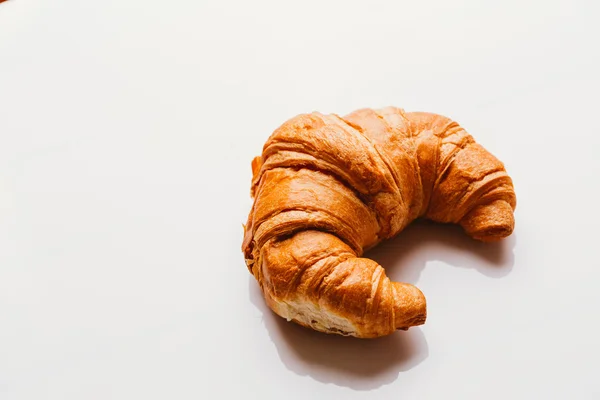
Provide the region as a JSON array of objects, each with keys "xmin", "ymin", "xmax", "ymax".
[{"xmin": 242, "ymin": 107, "xmax": 516, "ymax": 338}]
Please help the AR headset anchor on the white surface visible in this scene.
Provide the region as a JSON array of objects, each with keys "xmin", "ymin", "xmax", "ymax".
[{"xmin": 1, "ymin": 0, "xmax": 599, "ymax": 398}]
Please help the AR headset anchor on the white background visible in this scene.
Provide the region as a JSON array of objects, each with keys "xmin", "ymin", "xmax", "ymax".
[{"xmin": 1, "ymin": 0, "xmax": 599, "ymax": 398}]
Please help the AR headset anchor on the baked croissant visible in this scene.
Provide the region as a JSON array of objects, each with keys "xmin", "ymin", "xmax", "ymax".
[{"xmin": 242, "ymin": 107, "xmax": 516, "ymax": 338}]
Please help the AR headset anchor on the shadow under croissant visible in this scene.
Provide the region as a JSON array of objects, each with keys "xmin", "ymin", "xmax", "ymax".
[
  {"xmin": 248, "ymin": 278, "xmax": 429, "ymax": 390},
  {"xmin": 248, "ymin": 221, "xmax": 516, "ymax": 389},
  {"xmin": 367, "ymin": 219, "xmax": 517, "ymax": 284}
]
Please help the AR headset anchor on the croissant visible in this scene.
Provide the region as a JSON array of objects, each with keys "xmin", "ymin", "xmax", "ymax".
[{"xmin": 242, "ymin": 107, "xmax": 516, "ymax": 338}]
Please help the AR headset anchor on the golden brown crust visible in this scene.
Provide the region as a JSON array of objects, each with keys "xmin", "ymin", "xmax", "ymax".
[{"xmin": 243, "ymin": 107, "xmax": 516, "ymax": 338}]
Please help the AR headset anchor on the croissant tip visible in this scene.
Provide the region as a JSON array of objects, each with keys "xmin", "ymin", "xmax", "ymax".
[
  {"xmin": 460, "ymin": 199, "xmax": 515, "ymax": 242},
  {"xmin": 391, "ymin": 283, "xmax": 427, "ymax": 332}
]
